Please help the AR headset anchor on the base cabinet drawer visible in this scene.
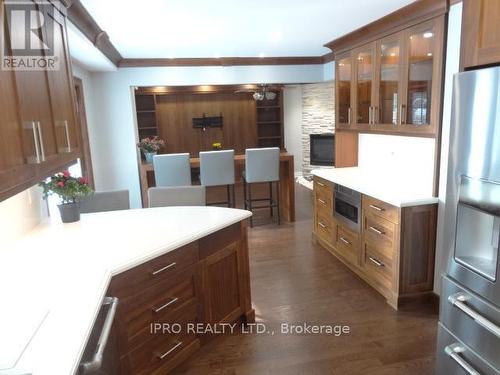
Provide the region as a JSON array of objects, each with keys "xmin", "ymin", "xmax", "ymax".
[
  {"xmin": 362, "ymin": 195, "xmax": 399, "ymax": 224},
  {"xmin": 363, "ymin": 212, "xmax": 397, "ymax": 260},
  {"xmin": 315, "ymin": 214, "xmax": 333, "ymax": 244},
  {"xmin": 436, "ymin": 323, "xmax": 500, "ymax": 375},
  {"xmin": 362, "ymin": 244, "xmax": 394, "ymax": 291},
  {"xmin": 335, "ymin": 224, "xmax": 360, "ymax": 266}
]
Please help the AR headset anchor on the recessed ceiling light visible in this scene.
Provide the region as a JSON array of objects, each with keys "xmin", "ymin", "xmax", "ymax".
[
  {"xmin": 259, "ymin": 52, "xmax": 266, "ymax": 58},
  {"xmin": 427, "ymin": 52, "xmax": 433, "ymax": 56},
  {"xmin": 390, "ymin": 52, "xmax": 396, "ymax": 57},
  {"xmin": 423, "ymin": 32, "xmax": 434, "ymax": 38}
]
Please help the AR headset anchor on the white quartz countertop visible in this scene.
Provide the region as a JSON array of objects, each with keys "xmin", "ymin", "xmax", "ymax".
[
  {"xmin": 0, "ymin": 206, "xmax": 251, "ymax": 375},
  {"xmin": 311, "ymin": 167, "xmax": 438, "ymax": 207}
]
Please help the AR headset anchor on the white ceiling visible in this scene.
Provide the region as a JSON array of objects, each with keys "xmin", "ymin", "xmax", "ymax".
[{"xmin": 78, "ymin": 0, "xmax": 417, "ymax": 59}]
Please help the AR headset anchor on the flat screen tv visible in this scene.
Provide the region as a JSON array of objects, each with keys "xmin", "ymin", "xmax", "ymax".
[{"xmin": 310, "ymin": 133, "xmax": 335, "ymax": 166}]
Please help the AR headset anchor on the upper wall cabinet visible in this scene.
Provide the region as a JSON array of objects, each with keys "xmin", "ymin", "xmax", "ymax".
[
  {"xmin": 0, "ymin": 0, "xmax": 81, "ymax": 202},
  {"xmin": 460, "ymin": 0, "xmax": 500, "ymax": 70},
  {"xmin": 327, "ymin": 0, "xmax": 447, "ymax": 137}
]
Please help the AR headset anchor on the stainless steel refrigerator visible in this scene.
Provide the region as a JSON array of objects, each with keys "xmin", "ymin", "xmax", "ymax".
[{"xmin": 436, "ymin": 66, "xmax": 500, "ymax": 374}]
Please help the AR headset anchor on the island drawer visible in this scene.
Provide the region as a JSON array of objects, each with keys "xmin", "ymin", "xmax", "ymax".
[
  {"xmin": 315, "ymin": 213, "xmax": 333, "ymax": 244},
  {"xmin": 118, "ymin": 266, "xmax": 198, "ymax": 352},
  {"xmin": 362, "ymin": 243, "xmax": 394, "ymax": 291},
  {"xmin": 335, "ymin": 224, "xmax": 360, "ymax": 266},
  {"xmin": 362, "ymin": 195, "xmax": 399, "ymax": 224},
  {"xmin": 122, "ymin": 305, "xmax": 199, "ymax": 375},
  {"xmin": 315, "ymin": 194, "xmax": 332, "ymax": 217},
  {"xmin": 362, "ymin": 212, "xmax": 397, "ymax": 260},
  {"xmin": 109, "ymin": 242, "xmax": 199, "ymax": 299},
  {"xmin": 314, "ymin": 176, "xmax": 333, "ymax": 197}
]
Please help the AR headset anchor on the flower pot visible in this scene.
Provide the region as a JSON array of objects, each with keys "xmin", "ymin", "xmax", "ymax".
[
  {"xmin": 144, "ymin": 151, "xmax": 157, "ymax": 164},
  {"xmin": 58, "ymin": 202, "xmax": 80, "ymax": 223}
]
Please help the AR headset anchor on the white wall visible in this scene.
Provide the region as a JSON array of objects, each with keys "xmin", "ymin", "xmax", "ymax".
[
  {"xmin": 283, "ymin": 85, "xmax": 303, "ymax": 174},
  {"xmin": 323, "ymin": 61, "xmax": 334, "ymax": 81},
  {"xmin": 434, "ymin": 2, "xmax": 463, "ymax": 294},
  {"xmin": 0, "ymin": 186, "xmax": 48, "ymax": 248},
  {"xmin": 85, "ymin": 65, "xmax": 325, "ymax": 208}
]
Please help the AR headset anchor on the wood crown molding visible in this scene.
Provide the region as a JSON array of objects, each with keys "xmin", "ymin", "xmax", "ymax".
[
  {"xmin": 120, "ymin": 56, "xmax": 327, "ymax": 68},
  {"xmin": 324, "ymin": 0, "xmax": 448, "ymax": 54},
  {"xmin": 65, "ymin": 0, "xmax": 122, "ymax": 66}
]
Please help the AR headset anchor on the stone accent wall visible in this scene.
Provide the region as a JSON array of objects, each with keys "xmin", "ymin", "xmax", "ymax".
[{"xmin": 301, "ymin": 81, "xmax": 335, "ymax": 173}]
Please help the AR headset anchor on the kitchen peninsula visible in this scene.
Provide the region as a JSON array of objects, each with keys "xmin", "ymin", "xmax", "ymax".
[{"xmin": 0, "ymin": 207, "xmax": 253, "ymax": 375}]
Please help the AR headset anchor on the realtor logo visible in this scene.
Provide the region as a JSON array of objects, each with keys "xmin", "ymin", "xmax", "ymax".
[{"xmin": 1, "ymin": 0, "xmax": 61, "ymax": 71}]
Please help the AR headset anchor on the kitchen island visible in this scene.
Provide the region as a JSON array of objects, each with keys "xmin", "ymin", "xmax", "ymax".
[{"xmin": 0, "ymin": 207, "xmax": 253, "ymax": 375}]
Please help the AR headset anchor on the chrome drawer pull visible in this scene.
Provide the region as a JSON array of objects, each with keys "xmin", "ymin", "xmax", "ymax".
[
  {"xmin": 444, "ymin": 343, "xmax": 480, "ymax": 375},
  {"xmin": 340, "ymin": 237, "xmax": 351, "ymax": 245},
  {"xmin": 80, "ymin": 297, "xmax": 119, "ymax": 374},
  {"xmin": 448, "ymin": 292, "xmax": 500, "ymax": 339},
  {"xmin": 36, "ymin": 121, "xmax": 46, "ymax": 162},
  {"xmin": 348, "ymin": 107, "xmax": 352, "ymax": 124},
  {"xmin": 153, "ymin": 297, "xmax": 179, "ymax": 313},
  {"xmin": 318, "ymin": 221, "xmax": 327, "ymax": 229},
  {"xmin": 369, "ymin": 257, "xmax": 384, "ymax": 267},
  {"xmin": 369, "ymin": 226, "xmax": 385, "ymax": 235},
  {"xmin": 151, "ymin": 262, "xmax": 176, "ymax": 276},
  {"xmin": 157, "ymin": 341, "xmax": 183, "ymax": 360},
  {"xmin": 317, "ymin": 182, "xmax": 326, "ymax": 187},
  {"xmin": 369, "ymin": 204, "xmax": 384, "ymax": 212},
  {"xmin": 24, "ymin": 121, "xmax": 42, "ymax": 164},
  {"xmin": 318, "ymin": 198, "xmax": 327, "ymax": 205}
]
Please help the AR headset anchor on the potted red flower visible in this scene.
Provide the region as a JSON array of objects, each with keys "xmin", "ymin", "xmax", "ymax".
[{"xmin": 39, "ymin": 170, "xmax": 93, "ymax": 223}]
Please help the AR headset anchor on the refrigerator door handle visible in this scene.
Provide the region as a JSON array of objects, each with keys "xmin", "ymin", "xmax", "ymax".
[
  {"xmin": 444, "ymin": 343, "xmax": 481, "ymax": 375},
  {"xmin": 448, "ymin": 292, "xmax": 500, "ymax": 339}
]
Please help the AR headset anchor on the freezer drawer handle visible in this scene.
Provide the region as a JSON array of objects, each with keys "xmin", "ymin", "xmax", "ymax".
[
  {"xmin": 448, "ymin": 292, "xmax": 500, "ymax": 339},
  {"xmin": 80, "ymin": 297, "xmax": 119, "ymax": 374},
  {"xmin": 444, "ymin": 343, "xmax": 481, "ymax": 375}
]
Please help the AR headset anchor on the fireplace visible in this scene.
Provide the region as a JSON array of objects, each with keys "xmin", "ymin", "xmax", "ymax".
[{"xmin": 310, "ymin": 133, "xmax": 335, "ymax": 166}]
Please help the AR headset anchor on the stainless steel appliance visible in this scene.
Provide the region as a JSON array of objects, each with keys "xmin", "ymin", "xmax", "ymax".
[
  {"xmin": 78, "ymin": 297, "xmax": 119, "ymax": 375},
  {"xmin": 436, "ymin": 66, "xmax": 500, "ymax": 374},
  {"xmin": 334, "ymin": 184, "xmax": 361, "ymax": 232}
]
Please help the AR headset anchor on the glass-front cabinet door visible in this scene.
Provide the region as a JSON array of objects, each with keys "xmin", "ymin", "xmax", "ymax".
[
  {"xmin": 336, "ymin": 52, "xmax": 353, "ymax": 127},
  {"xmin": 403, "ymin": 18, "xmax": 443, "ymax": 131},
  {"xmin": 376, "ymin": 34, "xmax": 402, "ymax": 126},
  {"xmin": 354, "ymin": 44, "xmax": 375, "ymax": 126}
]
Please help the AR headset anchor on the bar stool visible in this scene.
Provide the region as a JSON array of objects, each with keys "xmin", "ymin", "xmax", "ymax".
[
  {"xmin": 148, "ymin": 186, "xmax": 206, "ymax": 207},
  {"xmin": 199, "ymin": 150, "xmax": 235, "ymax": 207},
  {"xmin": 79, "ymin": 190, "xmax": 130, "ymax": 213},
  {"xmin": 242, "ymin": 147, "xmax": 280, "ymax": 227},
  {"xmin": 153, "ymin": 153, "xmax": 191, "ymax": 187}
]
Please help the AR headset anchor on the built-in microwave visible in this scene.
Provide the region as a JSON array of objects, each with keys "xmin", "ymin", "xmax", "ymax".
[{"xmin": 334, "ymin": 184, "xmax": 361, "ymax": 232}]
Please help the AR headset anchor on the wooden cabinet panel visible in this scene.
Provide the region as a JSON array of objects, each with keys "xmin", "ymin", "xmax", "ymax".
[
  {"xmin": 461, "ymin": 0, "xmax": 500, "ymax": 70},
  {"xmin": 335, "ymin": 52, "xmax": 354, "ymax": 127},
  {"xmin": 44, "ymin": 8, "xmax": 79, "ymax": 158},
  {"xmin": 335, "ymin": 223, "xmax": 360, "ymax": 266},
  {"xmin": 354, "ymin": 43, "xmax": 376, "ymax": 126},
  {"xmin": 362, "ymin": 243, "xmax": 395, "ymax": 291},
  {"xmin": 362, "ymin": 212, "xmax": 397, "ymax": 261}
]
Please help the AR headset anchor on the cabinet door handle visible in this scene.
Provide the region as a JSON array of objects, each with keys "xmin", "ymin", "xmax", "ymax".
[
  {"xmin": 340, "ymin": 237, "xmax": 351, "ymax": 245},
  {"xmin": 369, "ymin": 204, "xmax": 384, "ymax": 212},
  {"xmin": 369, "ymin": 226, "xmax": 385, "ymax": 235},
  {"xmin": 369, "ymin": 106, "xmax": 373, "ymax": 124},
  {"xmin": 157, "ymin": 341, "xmax": 183, "ymax": 360},
  {"xmin": 80, "ymin": 297, "xmax": 119, "ymax": 374},
  {"xmin": 57, "ymin": 120, "xmax": 71, "ymax": 153},
  {"xmin": 444, "ymin": 344, "xmax": 480, "ymax": 375},
  {"xmin": 448, "ymin": 292, "xmax": 500, "ymax": 338},
  {"xmin": 348, "ymin": 107, "xmax": 352, "ymax": 124},
  {"xmin": 318, "ymin": 221, "xmax": 327, "ymax": 229},
  {"xmin": 24, "ymin": 121, "xmax": 42, "ymax": 164},
  {"xmin": 36, "ymin": 121, "xmax": 46, "ymax": 162},
  {"xmin": 153, "ymin": 297, "xmax": 179, "ymax": 313},
  {"xmin": 374, "ymin": 107, "xmax": 379, "ymax": 124},
  {"xmin": 151, "ymin": 262, "xmax": 176, "ymax": 276},
  {"xmin": 317, "ymin": 181, "xmax": 325, "ymax": 187},
  {"xmin": 401, "ymin": 104, "xmax": 406, "ymax": 124},
  {"xmin": 369, "ymin": 257, "xmax": 384, "ymax": 267},
  {"xmin": 318, "ymin": 198, "xmax": 327, "ymax": 205}
]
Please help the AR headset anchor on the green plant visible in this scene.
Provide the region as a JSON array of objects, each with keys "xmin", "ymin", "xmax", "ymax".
[
  {"xmin": 39, "ymin": 170, "xmax": 93, "ymax": 204},
  {"xmin": 212, "ymin": 142, "xmax": 222, "ymax": 150},
  {"xmin": 137, "ymin": 136, "xmax": 165, "ymax": 153}
]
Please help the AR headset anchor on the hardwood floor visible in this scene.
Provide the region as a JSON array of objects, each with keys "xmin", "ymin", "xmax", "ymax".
[{"xmin": 173, "ymin": 183, "xmax": 438, "ymax": 374}]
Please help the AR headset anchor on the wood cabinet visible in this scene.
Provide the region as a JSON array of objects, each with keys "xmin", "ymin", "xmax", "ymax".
[
  {"xmin": 0, "ymin": 0, "xmax": 81, "ymax": 202},
  {"xmin": 331, "ymin": 11, "xmax": 445, "ymax": 136},
  {"xmin": 312, "ymin": 177, "xmax": 437, "ymax": 309},
  {"xmin": 108, "ymin": 222, "xmax": 253, "ymax": 374},
  {"xmin": 460, "ymin": 0, "xmax": 500, "ymax": 70}
]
